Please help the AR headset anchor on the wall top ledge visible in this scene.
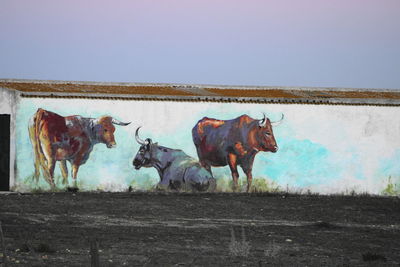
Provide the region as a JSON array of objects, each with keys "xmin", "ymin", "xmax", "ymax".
[{"xmin": 1, "ymin": 79, "xmax": 400, "ymax": 105}]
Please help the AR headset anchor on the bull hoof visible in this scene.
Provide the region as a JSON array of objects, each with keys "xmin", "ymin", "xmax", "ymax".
[
  {"xmin": 247, "ymin": 185, "xmax": 256, "ymax": 193},
  {"xmin": 207, "ymin": 178, "xmax": 217, "ymax": 193},
  {"xmin": 232, "ymin": 185, "xmax": 242, "ymax": 193}
]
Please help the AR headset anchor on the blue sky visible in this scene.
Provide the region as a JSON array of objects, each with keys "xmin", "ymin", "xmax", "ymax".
[{"xmin": 1, "ymin": 0, "xmax": 400, "ymax": 88}]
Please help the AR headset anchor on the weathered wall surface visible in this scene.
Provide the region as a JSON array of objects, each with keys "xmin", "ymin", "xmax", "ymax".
[
  {"xmin": 0, "ymin": 87, "xmax": 13, "ymax": 114},
  {"xmin": 14, "ymin": 96, "xmax": 400, "ymax": 195}
]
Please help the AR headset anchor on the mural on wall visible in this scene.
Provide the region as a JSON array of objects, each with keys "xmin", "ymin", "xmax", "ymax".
[
  {"xmin": 14, "ymin": 97, "xmax": 400, "ymax": 194},
  {"xmin": 28, "ymin": 108, "xmax": 130, "ymax": 189},
  {"xmin": 133, "ymin": 127, "xmax": 215, "ymax": 192},
  {"xmin": 192, "ymin": 114, "xmax": 283, "ymax": 192}
]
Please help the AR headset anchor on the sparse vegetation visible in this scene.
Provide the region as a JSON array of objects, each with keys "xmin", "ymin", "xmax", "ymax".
[
  {"xmin": 128, "ymin": 176, "xmax": 281, "ymax": 193},
  {"xmin": 216, "ymin": 177, "xmax": 280, "ymax": 193},
  {"xmin": 251, "ymin": 178, "xmax": 281, "ymax": 193},
  {"xmin": 382, "ymin": 176, "xmax": 399, "ymax": 196},
  {"xmin": 229, "ymin": 227, "xmax": 251, "ymax": 257},
  {"xmin": 129, "ymin": 176, "xmax": 158, "ymax": 192},
  {"xmin": 17, "ymin": 173, "xmax": 400, "ymax": 197}
]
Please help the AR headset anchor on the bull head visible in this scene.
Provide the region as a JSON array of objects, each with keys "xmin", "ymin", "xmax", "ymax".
[
  {"xmin": 133, "ymin": 127, "xmax": 153, "ymax": 170},
  {"xmin": 256, "ymin": 113, "xmax": 284, "ymax": 153},
  {"xmin": 94, "ymin": 116, "xmax": 130, "ymax": 148}
]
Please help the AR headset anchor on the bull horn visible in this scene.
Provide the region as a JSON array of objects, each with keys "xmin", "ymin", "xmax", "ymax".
[
  {"xmin": 271, "ymin": 114, "xmax": 284, "ymax": 126},
  {"xmin": 112, "ymin": 118, "xmax": 131, "ymax": 126},
  {"xmin": 135, "ymin": 127, "xmax": 146, "ymax": 145},
  {"xmin": 258, "ymin": 113, "xmax": 267, "ymax": 127}
]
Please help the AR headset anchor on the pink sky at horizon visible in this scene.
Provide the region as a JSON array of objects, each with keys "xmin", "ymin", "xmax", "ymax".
[{"xmin": 1, "ymin": 0, "xmax": 399, "ymax": 88}]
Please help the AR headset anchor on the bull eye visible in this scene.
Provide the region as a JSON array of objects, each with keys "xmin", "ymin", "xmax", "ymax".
[
  {"xmin": 265, "ymin": 132, "xmax": 271, "ymax": 136},
  {"xmin": 104, "ymin": 129, "xmax": 108, "ymax": 133}
]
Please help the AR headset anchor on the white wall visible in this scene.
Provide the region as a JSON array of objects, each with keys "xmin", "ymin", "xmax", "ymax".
[
  {"xmin": 14, "ymin": 97, "xmax": 400, "ymax": 194},
  {"xmin": 0, "ymin": 87, "xmax": 12, "ymax": 114}
]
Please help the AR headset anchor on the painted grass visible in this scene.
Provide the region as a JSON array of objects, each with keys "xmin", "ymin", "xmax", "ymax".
[
  {"xmin": 382, "ymin": 176, "xmax": 400, "ymax": 196},
  {"xmin": 15, "ymin": 173, "xmax": 400, "ymax": 197}
]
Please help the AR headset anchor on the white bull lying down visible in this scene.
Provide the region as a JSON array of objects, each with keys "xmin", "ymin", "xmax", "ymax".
[{"xmin": 132, "ymin": 127, "xmax": 216, "ymax": 192}]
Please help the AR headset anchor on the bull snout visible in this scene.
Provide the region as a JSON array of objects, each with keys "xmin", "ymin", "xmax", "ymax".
[
  {"xmin": 272, "ymin": 145, "xmax": 278, "ymax": 153},
  {"xmin": 107, "ymin": 142, "xmax": 117, "ymax": 148},
  {"xmin": 133, "ymin": 159, "xmax": 142, "ymax": 170}
]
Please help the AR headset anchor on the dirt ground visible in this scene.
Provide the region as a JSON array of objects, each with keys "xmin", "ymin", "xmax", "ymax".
[{"xmin": 0, "ymin": 192, "xmax": 399, "ymax": 266}]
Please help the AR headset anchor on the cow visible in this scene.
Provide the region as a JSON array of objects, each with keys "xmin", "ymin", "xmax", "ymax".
[
  {"xmin": 192, "ymin": 114, "xmax": 283, "ymax": 192},
  {"xmin": 28, "ymin": 108, "xmax": 130, "ymax": 189},
  {"xmin": 132, "ymin": 127, "xmax": 216, "ymax": 192}
]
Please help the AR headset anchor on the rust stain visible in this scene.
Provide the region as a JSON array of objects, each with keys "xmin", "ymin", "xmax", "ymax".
[
  {"xmin": 206, "ymin": 88, "xmax": 302, "ymax": 98},
  {"xmin": 308, "ymin": 90, "xmax": 400, "ymax": 99},
  {"xmin": 205, "ymin": 88, "xmax": 400, "ymax": 100},
  {"xmin": 1, "ymin": 81, "xmax": 400, "ymax": 100},
  {"xmin": 0, "ymin": 82, "xmax": 198, "ymax": 96}
]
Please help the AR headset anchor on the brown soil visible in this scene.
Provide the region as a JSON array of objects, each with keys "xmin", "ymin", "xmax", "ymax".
[{"xmin": 0, "ymin": 192, "xmax": 399, "ymax": 266}]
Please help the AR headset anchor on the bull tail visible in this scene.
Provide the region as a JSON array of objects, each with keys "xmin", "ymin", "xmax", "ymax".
[
  {"xmin": 192, "ymin": 123, "xmax": 204, "ymax": 162},
  {"xmin": 191, "ymin": 123, "xmax": 200, "ymax": 146},
  {"xmin": 28, "ymin": 108, "xmax": 46, "ymax": 183},
  {"xmin": 28, "ymin": 110, "xmax": 40, "ymax": 181}
]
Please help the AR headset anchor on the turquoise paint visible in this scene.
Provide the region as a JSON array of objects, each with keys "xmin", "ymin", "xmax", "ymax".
[
  {"xmin": 378, "ymin": 149, "xmax": 400, "ymax": 179},
  {"xmin": 14, "ymin": 98, "xmax": 396, "ymax": 192}
]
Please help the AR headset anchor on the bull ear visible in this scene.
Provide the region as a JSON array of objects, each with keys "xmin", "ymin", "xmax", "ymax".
[
  {"xmin": 112, "ymin": 118, "xmax": 131, "ymax": 126},
  {"xmin": 145, "ymin": 138, "xmax": 152, "ymax": 145},
  {"xmin": 258, "ymin": 113, "xmax": 267, "ymax": 128},
  {"xmin": 271, "ymin": 114, "xmax": 284, "ymax": 127}
]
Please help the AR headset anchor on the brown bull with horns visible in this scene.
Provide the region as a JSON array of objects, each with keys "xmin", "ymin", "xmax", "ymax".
[
  {"xmin": 192, "ymin": 113, "xmax": 283, "ymax": 192},
  {"xmin": 28, "ymin": 108, "xmax": 130, "ymax": 188}
]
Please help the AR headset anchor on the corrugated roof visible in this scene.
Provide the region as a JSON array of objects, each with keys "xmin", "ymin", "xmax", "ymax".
[{"xmin": 1, "ymin": 79, "xmax": 400, "ymax": 105}]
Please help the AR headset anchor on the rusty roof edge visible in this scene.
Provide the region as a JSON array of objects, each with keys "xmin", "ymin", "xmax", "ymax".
[
  {"xmin": 1, "ymin": 78, "xmax": 399, "ymax": 93},
  {"xmin": 17, "ymin": 91, "xmax": 400, "ymax": 106}
]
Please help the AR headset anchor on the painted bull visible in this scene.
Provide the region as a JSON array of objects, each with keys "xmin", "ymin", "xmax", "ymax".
[
  {"xmin": 192, "ymin": 114, "xmax": 283, "ymax": 192},
  {"xmin": 28, "ymin": 108, "xmax": 130, "ymax": 188},
  {"xmin": 132, "ymin": 127, "xmax": 216, "ymax": 192}
]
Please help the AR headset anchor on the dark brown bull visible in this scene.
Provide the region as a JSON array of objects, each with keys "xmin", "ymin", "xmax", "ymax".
[
  {"xmin": 192, "ymin": 114, "xmax": 283, "ymax": 192},
  {"xmin": 28, "ymin": 108, "xmax": 130, "ymax": 188}
]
